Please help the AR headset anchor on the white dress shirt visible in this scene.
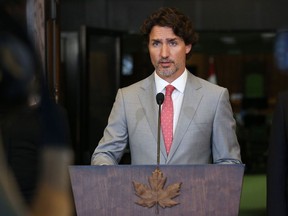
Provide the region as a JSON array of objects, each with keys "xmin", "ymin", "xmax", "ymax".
[{"xmin": 155, "ymin": 69, "xmax": 188, "ymax": 134}]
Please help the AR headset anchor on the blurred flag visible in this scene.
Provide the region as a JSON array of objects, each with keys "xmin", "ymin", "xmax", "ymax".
[{"xmin": 207, "ymin": 56, "xmax": 217, "ymax": 84}]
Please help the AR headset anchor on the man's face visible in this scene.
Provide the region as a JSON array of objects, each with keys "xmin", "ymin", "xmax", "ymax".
[{"xmin": 148, "ymin": 26, "xmax": 191, "ymax": 82}]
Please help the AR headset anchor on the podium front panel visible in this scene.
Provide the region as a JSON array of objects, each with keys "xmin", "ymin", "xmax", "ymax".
[{"xmin": 69, "ymin": 165, "xmax": 244, "ymax": 216}]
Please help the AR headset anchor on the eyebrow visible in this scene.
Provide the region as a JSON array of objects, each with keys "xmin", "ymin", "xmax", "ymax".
[
  {"xmin": 167, "ymin": 38, "xmax": 178, "ymax": 42},
  {"xmin": 150, "ymin": 37, "xmax": 178, "ymax": 42}
]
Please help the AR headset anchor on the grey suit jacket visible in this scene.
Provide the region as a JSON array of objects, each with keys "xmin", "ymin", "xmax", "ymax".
[{"xmin": 91, "ymin": 72, "xmax": 241, "ymax": 165}]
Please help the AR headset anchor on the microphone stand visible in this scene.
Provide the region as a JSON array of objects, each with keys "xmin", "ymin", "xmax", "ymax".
[
  {"xmin": 157, "ymin": 101, "xmax": 161, "ymax": 166},
  {"xmin": 156, "ymin": 93, "xmax": 164, "ymax": 166},
  {"xmin": 155, "ymin": 92, "xmax": 164, "ymax": 214}
]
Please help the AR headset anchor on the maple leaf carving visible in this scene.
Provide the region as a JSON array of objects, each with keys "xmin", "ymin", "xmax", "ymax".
[{"xmin": 132, "ymin": 168, "xmax": 182, "ymax": 209}]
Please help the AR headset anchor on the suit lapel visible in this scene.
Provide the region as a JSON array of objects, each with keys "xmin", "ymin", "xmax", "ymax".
[
  {"xmin": 167, "ymin": 73, "xmax": 203, "ymax": 162},
  {"xmin": 138, "ymin": 75, "xmax": 158, "ymax": 145},
  {"xmin": 138, "ymin": 74, "xmax": 168, "ymax": 162}
]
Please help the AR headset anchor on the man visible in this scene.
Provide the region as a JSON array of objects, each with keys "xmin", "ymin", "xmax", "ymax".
[{"xmin": 91, "ymin": 7, "xmax": 241, "ymax": 165}]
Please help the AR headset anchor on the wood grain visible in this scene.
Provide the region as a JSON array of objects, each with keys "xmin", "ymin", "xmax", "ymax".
[{"xmin": 69, "ymin": 164, "xmax": 244, "ymax": 216}]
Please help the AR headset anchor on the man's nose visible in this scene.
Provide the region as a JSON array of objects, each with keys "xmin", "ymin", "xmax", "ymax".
[{"xmin": 160, "ymin": 44, "xmax": 169, "ymax": 58}]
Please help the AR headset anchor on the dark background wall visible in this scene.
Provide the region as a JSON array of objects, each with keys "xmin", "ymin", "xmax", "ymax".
[{"xmin": 61, "ymin": 0, "xmax": 288, "ymax": 32}]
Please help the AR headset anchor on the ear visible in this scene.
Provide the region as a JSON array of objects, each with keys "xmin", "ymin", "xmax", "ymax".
[{"xmin": 185, "ymin": 44, "xmax": 192, "ymax": 54}]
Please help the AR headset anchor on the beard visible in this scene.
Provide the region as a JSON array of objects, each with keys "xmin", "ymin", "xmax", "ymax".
[{"xmin": 155, "ymin": 59, "xmax": 180, "ymax": 77}]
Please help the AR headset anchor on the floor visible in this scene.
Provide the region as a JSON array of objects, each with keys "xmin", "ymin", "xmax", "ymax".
[{"xmin": 239, "ymin": 174, "xmax": 266, "ymax": 216}]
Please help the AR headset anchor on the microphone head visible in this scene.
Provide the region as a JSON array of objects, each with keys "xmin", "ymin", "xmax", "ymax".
[{"xmin": 156, "ymin": 93, "xmax": 164, "ymax": 105}]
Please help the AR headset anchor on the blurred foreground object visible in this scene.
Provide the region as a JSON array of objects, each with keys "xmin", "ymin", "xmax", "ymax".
[
  {"xmin": 0, "ymin": 2, "xmax": 74, "ymax": 216},
  {"xmin": 30, "ymin": 147, "xmax": 73, "ymax": 216},
  {"xmin": 274, "ymin": 29, "xmax": 288, "ymax": 72},
  {"xmin": 0, "ymin": 132, "xmax": 28, "ymax": 216},
  {"xmin": 267, "ymin": 29, "xmax": 288, "ymax": 216},
  {"xmin": 0, "ymin": 4, "xmax": 37, "ymax": 215},
  {"xmin": 0, "ymin": 17, "xmax": 39, "ymax": 113}
]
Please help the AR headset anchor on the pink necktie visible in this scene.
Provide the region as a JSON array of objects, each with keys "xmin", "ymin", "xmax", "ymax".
[{"xmin": 161, "ymin": 85, "xmax": 175, "ymax": 154}]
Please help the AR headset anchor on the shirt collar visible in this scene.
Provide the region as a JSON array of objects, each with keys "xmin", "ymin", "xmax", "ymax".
[{"xmin": 155, "ymin": 69, "xmax": 188, "ymax": 94}]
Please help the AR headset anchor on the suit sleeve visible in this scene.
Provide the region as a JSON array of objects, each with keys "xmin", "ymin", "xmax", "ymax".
[
  {"xmin": 91, "ymin": 89, "xmax": 128, "ymax": 165},
  {"xmin": 212, "ymin": 88, "xmax": 242, "ymax": 164}
]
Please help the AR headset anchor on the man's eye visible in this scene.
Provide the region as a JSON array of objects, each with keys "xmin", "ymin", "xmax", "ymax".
[
  {"xmin": 169, "ymin": 41, "xmax": 177, "ymax": 46},
  {"xmin": 152, "ymin": 41, "xmax": 160, "ymax": 47}
]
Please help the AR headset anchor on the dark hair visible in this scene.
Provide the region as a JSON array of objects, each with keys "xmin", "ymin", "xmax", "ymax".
[{"xmin": 140, "ymin": 7, "xmax": 198, "ymax": 48}]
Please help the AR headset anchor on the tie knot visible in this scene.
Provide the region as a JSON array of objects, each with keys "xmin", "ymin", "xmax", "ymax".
[{"xmin": 165, "ymin": 85, "xmax": 175, "ymax": 96}]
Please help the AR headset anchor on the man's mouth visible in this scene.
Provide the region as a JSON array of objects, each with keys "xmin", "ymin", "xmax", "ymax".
[{"xmin": 159, "ymin": 61, "xmax": 172, "ymax": 68}]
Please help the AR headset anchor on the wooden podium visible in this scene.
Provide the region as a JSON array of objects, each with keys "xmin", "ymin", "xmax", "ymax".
[{"xmin": 69, "ymin": 164, "xmax": 244, "ymax": 216}]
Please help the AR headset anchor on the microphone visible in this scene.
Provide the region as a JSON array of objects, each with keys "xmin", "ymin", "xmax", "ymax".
[
  {"xmin": 156, "ymin": 93, "xmax": 164, "ymax": 165},
  {"xmin": 156, "ymin": 93, "xmax": 164, "ymax": 105}
]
